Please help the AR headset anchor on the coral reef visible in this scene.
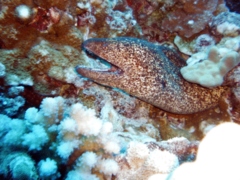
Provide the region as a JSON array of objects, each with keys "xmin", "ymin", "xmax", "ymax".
[
  {"xmin": 161, "ymin": 0, "xmax": 221, "ymax": 38},
  {"xmin": 210, "ymin": 12, "xmax": 240, "ymax": 37},
  {"xmin": 0, "ymin": 0, "xmax": 240, "ymax": 179}
]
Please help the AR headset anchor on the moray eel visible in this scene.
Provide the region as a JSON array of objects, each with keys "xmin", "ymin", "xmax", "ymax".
[{"xmin": 76, "ymin": 37, "xmax": 226, "ymax": 114}]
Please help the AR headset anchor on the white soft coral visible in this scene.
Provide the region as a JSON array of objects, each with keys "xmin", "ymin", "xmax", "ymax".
[
  {"xmin": 3, "ymin": 119, "xmax": 26, "ymax": 146},
  {"xmin": 98, "ymin": 158, "xmax": 119, "ymax": 176},
  {"xmin": 57, "ymin": 140, "xmax": 81, "ymax": 160},
  {"xmin": 70, "ymin": 103, "xmax": 102, "ymax": 136},
  {"xmin": 40, "ymin": 97, "xmax": 65, "ymax": 125},
  {"xmin": 76, "ymin": 151, "xmax": 98, "ymax": 169},
  {"xmin": 38, "ymin": 158, "xmax": 58, "ymax": 178},
  {"xmin": 22, "ymin": 125, "xmax": 49, "ymax": 151}
]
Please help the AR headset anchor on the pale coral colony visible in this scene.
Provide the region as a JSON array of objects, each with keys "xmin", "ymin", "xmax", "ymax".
[{"xmin": 0, "ymin": 0, "xmax": 240, "ymax": 180}]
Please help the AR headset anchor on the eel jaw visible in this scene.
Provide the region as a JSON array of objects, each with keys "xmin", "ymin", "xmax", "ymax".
[{"xmin": 75, "ymin": 43, "xmax": 123, "ymax": 84}]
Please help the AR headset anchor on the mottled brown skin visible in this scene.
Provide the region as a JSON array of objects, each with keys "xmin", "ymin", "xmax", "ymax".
[{"xmin": 76, "ymin": 37, "xmax": 226, "ymax": 114}]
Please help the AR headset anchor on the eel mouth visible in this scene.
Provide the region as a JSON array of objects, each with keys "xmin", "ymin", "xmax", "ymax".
[{"xmin": 76, "ymin": 42, "xmax": 123, "ymax": 75}]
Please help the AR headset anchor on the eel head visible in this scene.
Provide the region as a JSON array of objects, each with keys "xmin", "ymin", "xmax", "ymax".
[{"xmin": 76, "ymin": 37, "xmax": 165, "ymax": 94}]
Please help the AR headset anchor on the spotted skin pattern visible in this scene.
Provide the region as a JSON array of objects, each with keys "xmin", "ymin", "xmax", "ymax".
[{"xmin": 76, "ymin": 37, "xmax": 226, "ymax": 114}]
